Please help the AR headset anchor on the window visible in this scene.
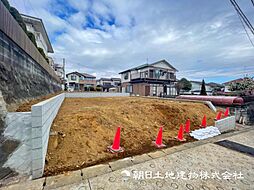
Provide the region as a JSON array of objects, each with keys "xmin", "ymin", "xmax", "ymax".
[
  {"xmin": 71, "ymin": 75, "xmax": 76, "ymax": 80},
  {"xmin": 170, "ymin": 73, "xmax": 175, "ymax": 79},
  {"xmin": 152, "ymin": 85, "xmax": 157, "ymax": 96},
  {"xmin": 126, "ymin": 85, "xmax": 133, "ymax": 93},
  {"xmin": 80, "ymin": 76, "xmax": 84, "ymax": 80},
  {"xmin": 124, "ymin": 73, "xmax": 129, "ymax": 80}
]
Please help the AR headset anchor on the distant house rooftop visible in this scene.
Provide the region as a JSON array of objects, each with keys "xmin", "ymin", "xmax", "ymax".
[
  {"xmin": 119, "ymin": 59, "xmax": 178, "ymax": 74},
  {"xmin": 97, "ymin": 78, "xmax": 121, "ymax": 81},
  {"xmin": 223, "ymin": 78, "xmax": 244, "ymax": 85},
  {"xmin": 191, "ymin": 81, "xmax": 222, "ymax": 87},
  {"xmin": 21, "ymin": 14, "xmax": 53, "ymax": 53},
  {"xmin": 66, "ymin": 71, "xmax": 96, "ymax": 78}
]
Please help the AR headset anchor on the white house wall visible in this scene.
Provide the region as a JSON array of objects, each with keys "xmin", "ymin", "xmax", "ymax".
[{"xmin": 152, "ymin": 61, "xmax": 175, "ymax": 71}]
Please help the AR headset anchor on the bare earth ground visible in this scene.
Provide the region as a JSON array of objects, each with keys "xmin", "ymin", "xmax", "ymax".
[
  {"xmin": 16, "ymin": 92, "xmax": 62, "ymax": 112},
  {"xmin": 44, "ymin": 97, "xmax": 219, "ymax": 176}
]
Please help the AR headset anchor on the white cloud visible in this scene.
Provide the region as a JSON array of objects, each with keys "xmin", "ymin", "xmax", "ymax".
[{"xmin": 8, "ymin": 0, "xmax": 254, "ymax": 82}]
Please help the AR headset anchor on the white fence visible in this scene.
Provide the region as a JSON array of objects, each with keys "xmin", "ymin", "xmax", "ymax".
[{"xmin": 65, "ymin": 92, "xmax": 130, "ymax": 98}]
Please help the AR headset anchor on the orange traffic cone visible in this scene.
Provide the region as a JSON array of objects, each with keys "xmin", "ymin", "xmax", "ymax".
[
  {"xmin": 153, "ymin": 127, "xmax": 166, "ymax": 148},
  {"xmin": 185, "ymin": 119, "xmax": 190, "ymax": 133},
  {"xmin": 176, "ymin": 124, "xmax": 186, "ymax": 141},
  {"xmin": 215, "ymin": 111, "xmax": 222, "ymax": 121},
  {"xmin": 200, "ymin": 115, "xmax": 207, "ymax": 128},
  {"xmin": 224, "ymin": 107, "xmax": 230, "ymax": 117},
  {"xmin": 107, "ymin": 127, "xmax": 124, "ymax": 153}
]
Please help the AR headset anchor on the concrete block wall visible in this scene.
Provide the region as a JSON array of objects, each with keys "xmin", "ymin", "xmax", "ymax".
[
  {"xmin": 31, "ymin": 93, "xmax": 65, "ymax": 179},
  {"xmin": 3, "ymin": 112, "xmax": 32, "ymax": 174},
  {"xmin": 65, "ymin": 92, "xmax": 130, "ymax": 98},
  {"xmin": 215, "ymin": 116, "xmax": 236, "ymax": 133}
]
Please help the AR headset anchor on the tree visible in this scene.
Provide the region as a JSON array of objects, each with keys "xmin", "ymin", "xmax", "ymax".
[
  {"xmin": 176, "ymin": 78, "xmax": 192, "ymax": 94},
  {"xmin": 1, "ymin": 0, "xmax": 10, "ymax": 10},
  {"xmin": 229, "ymin": 77, "xmax": 254, "ymax": 91},
  {"xmin": 37, "ymin": 47, "xmax": 49, "ymax": 63},
  {"xmin": 9, "ymin": 7, "xmax": 27, "ymax": 33},
  {"xmin": 2, "ymin": 0, "xmax": 50, "ymax": 64},
  {"xmin": 200, "ymin": 79, "xmax": 207, "ymax": 95},
  {"xmin": 27, "ymin": 31, "xmax": 37, "ymax": 47}
]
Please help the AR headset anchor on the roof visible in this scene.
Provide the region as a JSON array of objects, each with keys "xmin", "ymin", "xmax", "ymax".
[
  {"xmin": 21, "ymin": 14, "xmax": 54, "ymax": 53},
  {"xmin": 119, "ymin": 59, "xmax": 178, "ymax": 74},
  {"xmin": 66, "ymin": 71, "xmax": 96, "ymax": 78},
  {"xmin": 223, "ymin": 78, "xmax": 244, "ymax": 85},
  {"xmin": 190, "ymin": 81, "xmax": 202, "ymax": 85},
  {"xmin": 97, "ymin": 84, "xmax": 115, "ymax": 88},
  {"xmin": 98, "ymin": 78, "xmax": 121, "ymax": 81},
  {"xmin": 190, "ymin": 81, "xmax": 222, "ymax": 87}
]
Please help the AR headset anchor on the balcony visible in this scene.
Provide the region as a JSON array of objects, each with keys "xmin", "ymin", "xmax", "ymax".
[{"xmin": 131, "ymin": 70, "xmax": 176, "ymax": 81}]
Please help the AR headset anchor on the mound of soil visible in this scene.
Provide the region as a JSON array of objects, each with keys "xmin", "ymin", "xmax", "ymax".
[
  {"xmin": 16, "ymin": 92, "xmax": 62, "ymax": 112},
  {"xmin": 44, "ymin": 97, "xmax": 219, "ymax": 176}
]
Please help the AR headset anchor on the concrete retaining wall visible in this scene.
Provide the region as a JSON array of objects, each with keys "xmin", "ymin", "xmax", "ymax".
[
  {"xmin": 65, "ymin": 92, "xmax": 130, "ymax": 98},
  {"xmin": 31, "ymin": 93, "xmax": 65, "ymax": 179},
  {"xmin": 3, "ymin": 112, "xmax": 31, "ymax": 174},
  {"xmin": 215, "ymin": 116, "xmax": 236, "ymax": 133}
]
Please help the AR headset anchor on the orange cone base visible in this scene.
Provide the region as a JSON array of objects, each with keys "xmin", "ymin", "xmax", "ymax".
[
  {"xmin": 107, "ymin": 145, "xmax": 124, "ymax": 153},
  {"xmin": 174, "ymin": 136, "xmax": 186, "ymax": 142},
  {"xmin": 152, "ymin": 141, "xmax": 166, "ymax": 148}
]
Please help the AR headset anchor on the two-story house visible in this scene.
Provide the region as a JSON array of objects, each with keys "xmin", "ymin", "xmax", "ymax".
[
  {"xmin": 21, "ymin": 14, "xmax": 53, "ymax": 56},
  {"xmin": 96, "ymin": 78, "xmax": 121, "ymax": 92},
  {"xmin": 119, "ymin": 60, "xmax": 178, "ymax": 96},
  {"xmin": 66, "ymin": 71, "xmax": 96, "ymax": 91}
]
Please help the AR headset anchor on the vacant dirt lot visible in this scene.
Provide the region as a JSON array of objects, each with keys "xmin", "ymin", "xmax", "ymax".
[{"xmin": 44, "ymin": 97, "xmax": 218, "ymax": 176}]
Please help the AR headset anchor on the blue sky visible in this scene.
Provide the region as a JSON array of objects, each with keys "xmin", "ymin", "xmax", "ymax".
[{"xmin": 9, "ymin": 0, "xmax": 254, "ymax": 83}]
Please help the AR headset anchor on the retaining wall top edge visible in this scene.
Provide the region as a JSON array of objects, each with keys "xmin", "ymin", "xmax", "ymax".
[
  {"xmin": 215, "ymin": 116, "xmax": 235, "ymax": 123},
  {"xmin": 31, "ymin": 93, "xmax": 65, "ymax": 107},
  {"xmin": 6, "ymin": 112, "xmax": 32, "ymax": 114}
]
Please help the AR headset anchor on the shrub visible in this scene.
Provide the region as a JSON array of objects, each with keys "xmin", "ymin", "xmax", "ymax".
[
  {"xmin": 9, "ymin": 7, "xmax": 27, "ymax": 33},
  {"xmin": 27, "ymin": 31, "xmax": 37, "ymax": 47},
  {"xmin": 37, "ymin": 47, "xmax": 49, "ymax": 63},
  {"xmin": 1, "ymin": 0, "xmax": 10, "ymax": 10}
]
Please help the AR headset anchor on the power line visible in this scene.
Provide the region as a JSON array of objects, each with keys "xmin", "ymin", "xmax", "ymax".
[
  {"xmin": 23, "ymin": 0, "xmax": 39, "ymax": 17},
  {"xmin": 236, "ymin": 7, "xmax": 254, "ymax": 47},
  {"xmin": 230, "ymin": 0, "xmax": 254, "ymax": 35},
  {"xmin": 251, "ymin": 0, "xmax": 254, "ymax": 7}
]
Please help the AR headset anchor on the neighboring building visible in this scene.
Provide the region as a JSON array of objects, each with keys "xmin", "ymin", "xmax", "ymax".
[
  {"xmin": 119, "ymin": 59, "xmax": 178, "ymax": 96},
  {"xmin": 66, "ymin": 71, "xmax": 96, "ymax": 91},
  {"xmin": 96, "ymin": 78, "xmax": 121, "ymax": 92},
  {"xmin": 54, "ymin": 63, "xmax": 65, "ymax": 90},
  {"xmin": 48, "ymin": 56, "xmax": 54, "ymax": 69},
  {"xmin": 185, "ymin": 81, "xmax": 223, "ymax": 95},
  {"xmin": 189, "ymin": 81, "xmax": 213, "ymax": 95},
  {"xmin": 54, "ymin": 63, "xmax": 65, "ymax": 81},
  {"xmin": 21, "ymin": 14, "xmax": 54, "ymax": 56},
  {"xmin": 223, "ymin": 78, "xmax": 244, "ymax": 92}
]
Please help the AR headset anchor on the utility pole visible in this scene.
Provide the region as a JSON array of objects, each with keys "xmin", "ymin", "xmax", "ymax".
[{"xmin": 63, "ymin": 58, "xmax": 65, "ymax": 80}]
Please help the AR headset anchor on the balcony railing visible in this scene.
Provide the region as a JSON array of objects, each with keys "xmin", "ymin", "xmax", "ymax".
[{"xmin": 131, "ymin": 72, "xmax": 176, "ymax": 80}]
